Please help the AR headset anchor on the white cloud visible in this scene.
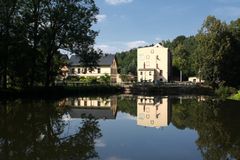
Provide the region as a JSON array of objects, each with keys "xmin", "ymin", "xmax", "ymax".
[
  {"xmin": 96, "ymin": 14, "xmax": 107, "ymax": 22},
  {"xmin": 105, "ymin": 0, "xmax": 133, "ymax": 5},
  {"xmin": 95, "ymin": 44, "xmax": 120, "ymax": 53},
  {"xmin": 95, "ymin": 139, "xmax": 106, "ymax": 147},
  {"xmin": 58, "ymin": 49, "xmax": 72, "ymax": 58},
  {"xmin": 95, "ymin": 40, "xmax": 149, "ymax": 54},
  {"xmin": 127, "ymin": 40, "xmax": 148, "ymax": 49},
  {"xmin": 155, "ymin": 37, "xmax": 162, "ymax": 42}
]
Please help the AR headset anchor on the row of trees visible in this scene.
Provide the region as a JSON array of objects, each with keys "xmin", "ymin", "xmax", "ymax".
[
  {"xmin": 115, "ymin": 48, "xmax": 137, "ymax": 76},
  {"xmin": 164, "ymin": 16, "xmax": 240, "ymax": 87},
  {"xmin": 116, "ymin": 16, "xmax": 240, "ymax": 87},
  {"xmin": 0, "ymin": 0, "xmax": 102, "ymax": 88}
]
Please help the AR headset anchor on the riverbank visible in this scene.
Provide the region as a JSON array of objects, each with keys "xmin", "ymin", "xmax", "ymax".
[
  {"xmin": 229, "ymin": 91, "xmax": 240, "ymax": 101},
  {"xmin": 0, "ymin": 85, "xmax": 124, "ymax": 99},
  {"xmin": 131, "ymin": 83, "xmax": 213, "ymax": 95},
  {"xmin": 0, "ymin": 83, "xmax": 214, "ymax": 99}
]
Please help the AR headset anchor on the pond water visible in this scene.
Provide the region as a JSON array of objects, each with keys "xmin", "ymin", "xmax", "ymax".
[{"xmin": 0, "ymin": 95, "xmax": 240, "ymax": 160}]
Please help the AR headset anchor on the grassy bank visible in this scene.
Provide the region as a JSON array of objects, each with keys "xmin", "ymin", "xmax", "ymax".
[
  {"xmin": 229, "ymin": 91, "xmax": 240, "ymax": 101},
  {"xmin": 0, "ymin": 85, "xmax": 124, "ymax": 99}
]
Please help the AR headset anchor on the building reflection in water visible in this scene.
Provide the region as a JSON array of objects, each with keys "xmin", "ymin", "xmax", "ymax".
[
  {"xmin": 137, "ymin": 96, "xmax": 171, "ymax": 128},
  {"xmin": 63, "ymin": 96, "xmax": 118, "ymax": 119}
]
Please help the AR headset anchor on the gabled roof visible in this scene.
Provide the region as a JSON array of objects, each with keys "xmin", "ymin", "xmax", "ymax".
[
  {"xmin": 69, "ymin": 54, "xmax": 115, "ymax": 66},
  {"xmin": 154, "ymin": 43, "xmax": 165, "ymax": 48},
  {"xmin": 68, "ymin": 108, "xmax": 116, "ymax": 119}
]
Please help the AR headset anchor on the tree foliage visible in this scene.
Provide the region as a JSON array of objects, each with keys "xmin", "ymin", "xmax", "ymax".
[
  {"xmin": 0, "ymin": 99, "xmax": 102, "ymax": 160},
  {"xmin": 0, "ymin": 0, "xmax": 101, "ymax": 88},
  {"xmin": 116, "ymin": 48, "xmax": 137, "ymax": 76},
  {"xmin": 163, "ymin": 16, "xmax": 240, "ymax": 87}
]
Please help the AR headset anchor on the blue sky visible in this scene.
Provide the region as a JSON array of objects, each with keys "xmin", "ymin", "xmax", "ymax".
[{"xmin": 94, "ymin": 0, "xmax": 240, "ymax": 53}]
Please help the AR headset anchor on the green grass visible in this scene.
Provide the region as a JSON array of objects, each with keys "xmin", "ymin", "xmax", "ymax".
[{"xmin": 229, "ymin": 91, "xmax": 240, "ymax": 101}]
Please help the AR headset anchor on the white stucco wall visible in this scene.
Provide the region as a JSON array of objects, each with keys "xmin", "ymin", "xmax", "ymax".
[
  {"xmin": 137, "ymin": 43, "xmax": 170, "ymax": 82},
  {"xmin": 137, "ymin": 96, "xmax": 170, "ymax": 128},
  {"xmin": 69, "ymin": 66, "xmax": 111, "ymax": 78},
  {"xmin": 188, "ymin": 77, "xmax": 204, "ymax": 83}
]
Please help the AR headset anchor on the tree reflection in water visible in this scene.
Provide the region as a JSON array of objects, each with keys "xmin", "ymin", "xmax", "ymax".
[
  {"xmin": 0, "ymin": 100, "xmax": 102, "ymax": 160},
  {"xmin": 172, "ymin": 98, "xmax": 240, "ymax": 160}
]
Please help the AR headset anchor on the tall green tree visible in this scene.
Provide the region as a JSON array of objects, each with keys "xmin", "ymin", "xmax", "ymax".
[
  {"xmin": 173, "ymin": 44, "xmax": 189, "ymax": 81},
  {"xmin": 40, "ymin": 0, "xmax": 100, "ymax": 87},
  {"xmin": 0, "ymin": 0, "xmax": 19, "ymax": 88},
  {"xmin": 0, "ymin": 0, "xmax": 101, "ymax": 88},
  {"xmin": 196, "ymin": 16, "xmax": 232, "ymax": 87},
  {"xmin": 222, "ymin": 18, "xmax": 240, "ymax": 87},
  {"xmin": 19, "ymin": 0, "xmax": 46, "ymax": 86}
]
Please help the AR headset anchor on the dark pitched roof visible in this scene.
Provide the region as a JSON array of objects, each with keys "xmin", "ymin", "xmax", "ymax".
[
  {"xmin": 69, "ymin": 54, "xmax": 115, "ymax": 66},
  {"xmin": 68, "ymin": 108, "xmax": 116, "ymax": 119},
  {"xmin": 60, "ymin": 54, "xmax": 69, "ymax": 60}
]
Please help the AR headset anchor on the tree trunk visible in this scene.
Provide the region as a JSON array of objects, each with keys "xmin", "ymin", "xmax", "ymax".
[
  {"xmin": 45, "ymin": 53, "xmax": 52, "ymax": 88},
  {"xmin": 30, "ymin": 2, "xmax": 40, "ymax": 87},
  {"xmin": 2, "ymin": 37, "xmax": 9, "ymax": 89},
  {"xmin": 180, "ymin": 70, "xmax": 182, "ymax": 82}
]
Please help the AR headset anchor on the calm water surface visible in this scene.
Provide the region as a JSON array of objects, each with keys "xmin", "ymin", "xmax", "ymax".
[{"xmin": 0, "ymin": 95, "xmax": 240, "ymax": 160}]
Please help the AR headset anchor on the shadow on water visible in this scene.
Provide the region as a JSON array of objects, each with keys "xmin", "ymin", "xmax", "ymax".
[
  {"xmin": 171, "ymin": 98, "xmax": 240, "ymax": 160},
  {"xmin": 0, "ymin": 96, "xmax": 240, "ymax": 159},
  {"xmin": 0, "ymin": 100, "xmax": 102, "ymax": 160}
]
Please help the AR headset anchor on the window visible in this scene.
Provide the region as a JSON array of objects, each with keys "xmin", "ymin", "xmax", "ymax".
[
  {"xmin": 78, "ymin": 68, "xmax": 80, "ymax": 74},
  {"xmin": 143, "ymin": 62, "xmax": 145, "ymax": 69},
  {"xmin": 97, "ymin": 68, "xmax": 101, "ymax": 73},
  {"xmin": 83, "ymin": 68, "xmax": 87, "ymax": 74},
  {"xmin": 84, "ymin": 101, "xmax": 87, "ymax": 106},
  {"xmin": 97, "ymin": 101, "xmax": 101, "ymax": 106},
  {"xmin": 149, "ymin": 71, "xmax": 151, "ymax": 76},
  {"xmin": 160, "ymin": 70, "xmax": 163, "ymax": 76},
  {"xmin": 140, "ymin": 71, "xmax": 143, "ymax": 75},
  {"xmin": 150, "ymin": 120, "xmax": 154, "ymax": 124},
  {"xmin": 71, "ymin": 68, "xmax": 75, "ymax": 74},
  {"xmin": 156, "ymin": 63, "xmax": 159, "ymax": 69}
]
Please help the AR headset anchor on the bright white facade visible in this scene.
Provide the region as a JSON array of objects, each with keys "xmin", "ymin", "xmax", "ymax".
[
  {"xmin": 137, "ymin": 96, "xmax": 171, "ymax": 128},
  {"xmin": 137, "ymin": 43, "xmax": 171, "ymax": 82},
  {"xmin": 188, "ymin": 76, "xmax": 204, "ymax": 83},
  {"xmin": 68, "ymin": 54, "xmax": 118, "ymax": 83},
  {"xmin": 62, "ymin": 96, "xmax": 118, "ymax": 119}
]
